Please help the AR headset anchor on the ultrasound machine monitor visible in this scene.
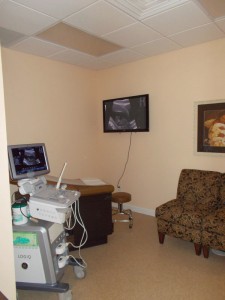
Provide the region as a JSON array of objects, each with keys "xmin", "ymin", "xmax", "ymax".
[{"xmin": 8, "ymin": 143, "xmax": 50, "ymax": 180}]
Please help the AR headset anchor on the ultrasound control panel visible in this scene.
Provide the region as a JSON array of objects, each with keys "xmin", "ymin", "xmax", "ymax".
[
  {"xmin": 29, "ymin": 186, "xmax": 81, "ymax": 224},
  {"xmin": 32, "ymin": 186, "xmax": 80, "ymax": 207}
]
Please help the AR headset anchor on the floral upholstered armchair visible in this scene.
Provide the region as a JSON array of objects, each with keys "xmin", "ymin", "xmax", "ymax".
[
  {"xmin": 202, "ymin": 173, "xmax": 225, "ymax": 258},
  {"xmin": 155, "ymin": 169, "xmax": 222, "ymax": 256}
]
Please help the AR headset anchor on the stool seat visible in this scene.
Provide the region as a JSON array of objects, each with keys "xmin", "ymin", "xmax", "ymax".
[
  {"xmin": 112, "ymin": 192, "xmax": 133, "ymax": 228},
  {"xmin": 112, "ymin": 192, "xmax": 131, "ymax": 204}
]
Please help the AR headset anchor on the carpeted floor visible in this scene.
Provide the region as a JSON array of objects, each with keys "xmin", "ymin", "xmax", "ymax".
[{"xmin": 18, "ymin": 212, "xmax": 225, "ymax": 300}]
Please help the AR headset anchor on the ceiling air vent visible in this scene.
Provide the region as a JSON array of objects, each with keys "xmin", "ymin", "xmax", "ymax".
[{"xmin": 107, "ymin": 0, "xmax": 189, "ymax": 20}]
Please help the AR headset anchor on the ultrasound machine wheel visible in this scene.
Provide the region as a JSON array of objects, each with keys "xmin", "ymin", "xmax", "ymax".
[
  {"xmin": 58, "ymin": 289, "xmax": 72, "ymax": 300},
  {"xmin": 74, "ymin": 265, "xmax": 86, "ymax": 279}
]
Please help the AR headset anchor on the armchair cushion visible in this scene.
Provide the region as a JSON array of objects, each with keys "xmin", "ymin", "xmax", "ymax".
[
  {"xmin": 155, "ymin": 199, "xmax": 203, "ymax": 229},
  {"xmin": 157, "ymin": 218, "xmax": 202, "ymax": 243},
  {"xmin": 202, "ymin": 207, "xmax": 225, "ymax": 234},
  {"xmin": 202, "ymin": 207, "xmax": 225, "ymax": 251}
]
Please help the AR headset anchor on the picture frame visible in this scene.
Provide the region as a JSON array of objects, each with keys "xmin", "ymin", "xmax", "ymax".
[{"xmin": 195, "ymin": 100, "xmax": 225, "ymax": 154}]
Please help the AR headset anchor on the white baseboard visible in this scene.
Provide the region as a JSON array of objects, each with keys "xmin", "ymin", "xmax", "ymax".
[{"xmin": 112, "ymin": 203, "xmax": 155, "ymax": 217}]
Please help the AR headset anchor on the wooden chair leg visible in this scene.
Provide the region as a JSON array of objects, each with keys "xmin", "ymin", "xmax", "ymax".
[
  {"xmin": 202, "ymin": 245, "xmax": 209, "ymax": 258},
  {"xmin": 194, "ymin": 243, "xmax": 202, "ymax": 256},
  {"xmin": 158, "ymin": 231, "xmax": 165, "ymax": 244}
]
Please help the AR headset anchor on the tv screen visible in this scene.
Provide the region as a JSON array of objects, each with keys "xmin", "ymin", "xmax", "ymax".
[
  {"xmin": 8, "ymin": 143, "xmax": 50, "ymax": 180},
  {"xmin": 103, "ymin": 94, "xmax": 149, "ymax": 133}
]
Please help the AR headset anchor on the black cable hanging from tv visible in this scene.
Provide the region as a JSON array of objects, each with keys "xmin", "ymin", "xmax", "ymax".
[{"xmin": 117, "ymin": 132, "xmax": 133, "ymax": 190}]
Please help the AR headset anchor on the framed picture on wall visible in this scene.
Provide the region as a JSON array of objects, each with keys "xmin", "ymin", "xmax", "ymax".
[{"xmin": 196, "ymin": 100, "xmax": 225, "ymax": 154}]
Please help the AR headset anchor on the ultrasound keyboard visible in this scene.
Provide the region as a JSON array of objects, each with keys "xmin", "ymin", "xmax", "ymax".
[
  {"xmin": 29, "ymin": 186, "xmax": 81, "ymax": 223},
  {"xmin": 32, "ymin": 186, "xmax": 81, "ymax": 207}
]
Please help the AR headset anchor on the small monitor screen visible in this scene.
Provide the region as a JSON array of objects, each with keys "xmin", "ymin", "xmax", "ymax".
[
  {"xmin": 8, "ymin": 143, "xmax": 50, "ymax": 180},
  {"xmin": 13, "ymin": 232, "xmax": 39, "ymax": 247}
]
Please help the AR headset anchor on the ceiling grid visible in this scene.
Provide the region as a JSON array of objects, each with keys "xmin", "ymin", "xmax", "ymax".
[{"xmin": 0, "ymin": 0, "xmax": 225, "ymax": 69}]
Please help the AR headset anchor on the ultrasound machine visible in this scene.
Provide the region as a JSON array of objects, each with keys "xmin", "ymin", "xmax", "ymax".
[{"xmin": 8, "ymin": 143, "xmax": 87, "ymax": 300}]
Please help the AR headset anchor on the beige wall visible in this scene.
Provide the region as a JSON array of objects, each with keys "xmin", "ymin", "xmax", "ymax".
[
  {"xmin": 2, "ymin": 49, "xmax": 100, "ymax": 178},
  {"xmin": 0, "ymin": 46, "xmax": 16, "ymax": 299},
  {"xmin": 2, "ymin": 38, "xmax": 225, "ymax": 216},
  {"xmin": 95, "ymin": 39, "xmax": 225, "ymax": 212}
]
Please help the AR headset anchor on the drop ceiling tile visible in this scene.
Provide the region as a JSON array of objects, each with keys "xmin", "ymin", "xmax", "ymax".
[
  {"xmin": 132, "ymin": 37, "xmax": 181, "ymax": 56},
  {"xmin": 13, "ymin": 0, "xmax": 98, "ymax": 19},
  {"xmin": 103, "ymin": 22, "xmax": 161, "ymax": 47},
  {"xmin": 216, "ymin": 17, "xmax": 225, "ymax": 33},
  {"xmin": 0, "ymin": 26, "xmax": 25, "ymax": 46},
  {"xmin": 101, "ymin": 48, "xmax": 145, "ymax": 65},
  {"xmin": 143, "ymin": 1, "xmax": 211, "ymax": 36},
  {"xmin": 10, "ymin": 37, "xmax": 67, "ymax": 57},
  {"xmin": 169, "ymin": 23, "xmax": 225, "ymax": 47},
  {"xmin": 49, "ymin": 48, "xmax": 100, "ymax": 67},
  {"xmin": 66, "ymin": 55, "xmax": 117, "ymax": 69},
  {"xmin": 47, "ymin": 49, "xmax": 118, "ymax": 70},
  {"xmin": 64, "ymin": 0, "xmax": 136, "ymax": 36},
  {"xmin": 73, "ymin": 56, "xmax": 115, "ymax": 70},
  {"xmin": 0, "ymin": 0, "xmax": 56, "ymax": 36},
  {"xmin": 91, "ymin": 59, "xmax": 115, "ymax": 70}
]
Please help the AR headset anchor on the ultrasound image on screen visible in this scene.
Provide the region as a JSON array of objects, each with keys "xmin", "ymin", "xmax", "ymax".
[
  {"xmin": 12, "ymin": 146, "xmax": 47, "ymax": 176},
  {"xmin": 107, "ymin": 99, "xmax": 137, "ymax": 130},
  {"xmin": 104, "ymin": 95, "xmax": 148, "ymax": 132}
]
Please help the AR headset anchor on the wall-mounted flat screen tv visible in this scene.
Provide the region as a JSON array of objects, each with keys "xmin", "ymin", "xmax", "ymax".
[{"xmin": 103, "ymin": 94, "xmax": 149, "ymax": 133}]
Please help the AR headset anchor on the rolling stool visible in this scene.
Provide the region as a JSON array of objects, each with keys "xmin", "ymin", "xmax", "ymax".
[{"xmin": 112, "ymin": 192, "xmax": 133, "ymax": 228}]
